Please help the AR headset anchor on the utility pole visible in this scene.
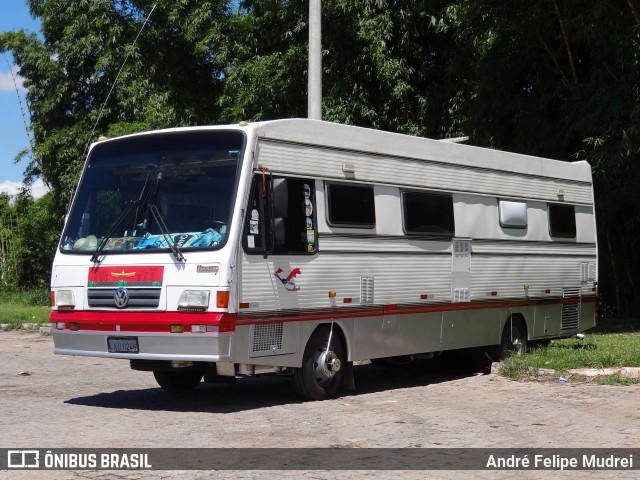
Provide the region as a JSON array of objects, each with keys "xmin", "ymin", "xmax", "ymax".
[{"xmin": 308, "ymin": 0, "xmax": 322, "ymax": 120}]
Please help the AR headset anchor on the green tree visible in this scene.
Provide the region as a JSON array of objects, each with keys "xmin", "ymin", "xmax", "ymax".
[
  {"xmin": 12, "ymin": 193, "xmax": 59, "ymax": 289},
  {"xmin": 2, "ymin": 0, "xmax": 640, "ymax": 316},
  {"xmin": 1, "ymin": 0, "xmax": 233, "ymax": 290},
  {"xmin": 218, "ymin": 0, "xmax": 462, "ymax": 138},
  {"xmin": 439, "ymin": 0, "xmax": 640, "ymax": 314},
  {"xmin": 0, "ymin": 193, "xmax": 20, "ymax": 289},
  {"xmin": 1, "ymin": 0, "xmax": 231, "ymax": 214}
]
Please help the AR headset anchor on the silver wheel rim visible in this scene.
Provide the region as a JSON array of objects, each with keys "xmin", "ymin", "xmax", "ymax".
[{"xmin": 313, "ymin": 346, "xmax": 342, "ymax": 385}]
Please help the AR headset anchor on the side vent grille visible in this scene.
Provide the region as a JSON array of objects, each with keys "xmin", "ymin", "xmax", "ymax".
[
  {"xmin": 251, "ymin": 322, "xmax": 284, "ymax": 353},
  {"xmin": 453, "ymin": 288, "xmax": 470, "ymax": 303},
  {"xmin": 561, "ymin": 288, "xmax": 581, "ymax": 332},
  {"xmin": 361, "ymin": 277, "xmax": 374, "ymax": 304}
]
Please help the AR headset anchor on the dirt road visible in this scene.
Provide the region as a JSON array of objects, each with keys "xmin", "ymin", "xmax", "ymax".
[{"xmin": 1, "ymin": 331, "xmax": 638, "ymax": 479}]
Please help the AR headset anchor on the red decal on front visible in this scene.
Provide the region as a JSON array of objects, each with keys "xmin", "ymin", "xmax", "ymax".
[{"xmin": 88, "ymin": 266, "xmax": 164, "ymax": 287}]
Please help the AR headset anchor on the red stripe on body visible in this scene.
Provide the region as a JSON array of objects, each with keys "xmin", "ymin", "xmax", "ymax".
[
  {"xmin": 50, "ymin": 310, "xmax": 236, "ymax": 332},
  {"xmin": 50, "ymin": 296, "xmax": 598, "ymax": 330}
]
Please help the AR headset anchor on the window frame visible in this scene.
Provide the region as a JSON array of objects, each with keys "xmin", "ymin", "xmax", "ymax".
[
  {"xmin": 498, "ymin": 199, "xmax": 528, "ymax": 229},
  {"xmin": 401, "ymin": 190, "xmax": 455, "ymax": 237},
  {"xmin": 242, "ymin": 174, "xmax": 318, "ymax": 256},
  {"xmin": 325, "ymin": 182, "xmax": 376, "ymax": 229},
  {"xmin": 548, "ymin": 203, "xmax": 577, "ymax": 238}
]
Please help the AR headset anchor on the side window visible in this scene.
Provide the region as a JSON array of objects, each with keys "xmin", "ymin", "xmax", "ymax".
[
  {"xmin": 326, "ymin": 183, "xmax": 375, "ymax": 228},
  {"xmin": 402, "ymin": 191, "xmax": 454, "ymax": 235},
  {"xmin": 548, "ymin": 204, "xmax": 576, "ymax": 238},
  {"xmin": 243, "ymin": 174, "xmax": 317, "ymax": 255},
  {"xmin": 499, "ymin": 199, "xmax": 527, "ymax": 229}
]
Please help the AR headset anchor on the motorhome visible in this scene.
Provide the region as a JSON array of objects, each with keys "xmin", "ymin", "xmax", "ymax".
[{"xmin": 49, "ymin": 119, "xmax": 598, "ymax": 400}]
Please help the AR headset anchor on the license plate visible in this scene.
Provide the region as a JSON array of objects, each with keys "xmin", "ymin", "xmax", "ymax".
[{"xmin": 107, "ymin": 337, "xmax": 139, "ymax": 353}]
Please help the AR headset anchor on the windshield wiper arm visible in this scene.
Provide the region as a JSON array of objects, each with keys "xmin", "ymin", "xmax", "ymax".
[
  {"xmin": 147, "ymin": 203, "xmax": 185, "ymax": 262},
  {"xmin": 90, "ymin": 199, "xmax": 140, "ymax": 263}
]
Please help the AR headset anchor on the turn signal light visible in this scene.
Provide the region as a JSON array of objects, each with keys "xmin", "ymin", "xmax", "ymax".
[
  {"xmin": 170, "ymin": 324, "xmax": 185, "ymax": 333},
  {"xmin": 216, "ymin": 290, "xmax": 230, "ymax": 308}
]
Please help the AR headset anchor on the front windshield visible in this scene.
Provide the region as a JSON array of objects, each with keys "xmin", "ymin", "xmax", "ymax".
[{"xmin": 61, "ymin": 130, "xmax": 244, "ymax": 255}]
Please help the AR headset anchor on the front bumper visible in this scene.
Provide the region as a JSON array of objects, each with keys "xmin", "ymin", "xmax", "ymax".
[{"xmin": 51, "ymin": 329, "xmax": 233, "ymax": 362}]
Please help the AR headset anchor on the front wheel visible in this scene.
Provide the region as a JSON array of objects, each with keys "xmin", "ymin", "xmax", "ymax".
[
  {"xmin": 153, "ymin": 370, "xmax": 203, "ymax": 392},
  {"xmin": 293, "ymin": 327, "xmax": 345, "ymax": 401},
  {"xmin": 500, "ymin": 316, "xmax": 528, "ymax": 359}
]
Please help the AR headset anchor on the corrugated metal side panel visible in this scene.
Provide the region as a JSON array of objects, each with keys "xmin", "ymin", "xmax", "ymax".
[
  {"xmin": 252, "ymin": 119, "xmax": 592, "ymax": 183},
  {"xmin": 240, "ymin": 253, "xmax": 452, "ymax": 312},
  {"xmin": 471, "ymin": 253, "xmax": 596, "ymax": 299},
  {"xmin": 473, "ymin": 241, "xmax": 597, "ymax": 257},
  {"xmin": 256, "ymin": 141, "xmax": 593, "ymax": 205},
  {"xmin": 319, "ymin": 235, "xmax": 451, "ymax": 254}
]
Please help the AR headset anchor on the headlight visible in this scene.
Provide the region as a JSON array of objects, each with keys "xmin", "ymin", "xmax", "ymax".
[
  {"xmin": 177, "ymin": 290, "xmax": 210, "ymax": 311},
  {"xmin": 56, "ymin": 290, "xmax": 75, "ymax": 310}
]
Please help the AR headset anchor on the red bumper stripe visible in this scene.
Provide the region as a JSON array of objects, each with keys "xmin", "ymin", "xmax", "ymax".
[{"xmin": 49, "ymin": 310, "xmax": 237, "ymax": 333}]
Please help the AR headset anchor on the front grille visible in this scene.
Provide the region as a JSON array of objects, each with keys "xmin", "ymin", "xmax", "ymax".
[{"xmin": 87, "ymin": 288, "xmax": 161, "ymax": 309}]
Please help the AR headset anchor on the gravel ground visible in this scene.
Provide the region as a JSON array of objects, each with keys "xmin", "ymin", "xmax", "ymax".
[{"xmin": 1, "ymin": 331, "xmax": 639, "ymax": 479}]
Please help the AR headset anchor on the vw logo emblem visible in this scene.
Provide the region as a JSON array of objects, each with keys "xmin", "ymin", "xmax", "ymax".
[{"xmin": 113, "ymin": 288, "xmax": 129, "ymax": 309}]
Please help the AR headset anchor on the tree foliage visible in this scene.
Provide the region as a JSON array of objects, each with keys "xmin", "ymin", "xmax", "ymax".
[{"xmin": 1, "ymin": 0, "xmax": 639, "ymax": 314}]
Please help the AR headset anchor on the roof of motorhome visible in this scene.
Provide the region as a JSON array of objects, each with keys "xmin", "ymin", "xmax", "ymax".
[{"xmin": 250, "ymin": 119, "xmax": 592, "ymax": 184}]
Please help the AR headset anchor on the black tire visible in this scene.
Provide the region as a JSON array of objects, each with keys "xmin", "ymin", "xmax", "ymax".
[
  {"xmin": 153, "ymin": 370, "xmax": 203, "ymax": 392},
  {"xmin": 500, "ymin": 316, "xmax": 528, "ymax": 359},
  {"xmin": 293, "ymin": 327, "xmax": 345, "ymax": 401}
]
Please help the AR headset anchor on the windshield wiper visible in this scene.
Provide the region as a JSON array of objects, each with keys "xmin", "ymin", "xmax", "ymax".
[
  {"xmin": 147, "ymin": 202, "xmax": 185, "ymax": 263},
  {"xmin": 90, "ymin": 199, "xmax": 140, "ymax": 263},
  {"xmin": 90, "ymin": 164, "xmax": 156, "ymax": 264}
]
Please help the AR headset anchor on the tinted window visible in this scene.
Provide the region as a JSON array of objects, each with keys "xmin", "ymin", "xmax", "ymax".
[
  {"xmin": 326, "ymin": 183, "xmax": 375, "ymax": 228},
  {"xmin": 403, "ymin": 191, "xmax": 454, "ymax": 235},
  {"xmin": 243, "ymin": 176, "xmax": 317, "ymax": 255},
  {"xmin": 548, "ymin": 204, "xmax": 576, "ymax": 237},
  {"xmin": 61, "ymin": 130, "xmax": 244, "ymax": 254}
]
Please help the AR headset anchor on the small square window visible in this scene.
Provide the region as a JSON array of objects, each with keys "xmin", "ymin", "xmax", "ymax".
[
  {"xmin": 548, "ymin": 204, "xmax": 576, "ymax": 237},
  {"xmin": 402, "ymin": 191, "xmax": 454, "ymax": 235},
  {"xmin": 326, "ymin": 183, "xmax": 375, "ymax": 228}
]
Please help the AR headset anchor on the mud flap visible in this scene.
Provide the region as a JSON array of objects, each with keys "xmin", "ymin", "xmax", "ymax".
[{"xmin": 340, "ymin": 360, "xmax": 355, "ymax": 391}]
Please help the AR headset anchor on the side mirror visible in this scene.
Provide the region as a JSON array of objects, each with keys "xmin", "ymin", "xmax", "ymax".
[{"xmin": 272, "ymin": 178, "xmax": 288, "ymax": 218}]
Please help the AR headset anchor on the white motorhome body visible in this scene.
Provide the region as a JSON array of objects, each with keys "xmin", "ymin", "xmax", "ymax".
[{"xmin": 50, "ymin": 119, "xmax": 597, "ymax": 400}]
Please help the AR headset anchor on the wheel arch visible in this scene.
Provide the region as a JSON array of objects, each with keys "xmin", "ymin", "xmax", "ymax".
[
  {"xmin": 307, "ymin": 321, "xmax": 351, "ymax": 361},
  {"xmin": 504, "ymin": 311, "xmax": 529, "ymax": 340}
]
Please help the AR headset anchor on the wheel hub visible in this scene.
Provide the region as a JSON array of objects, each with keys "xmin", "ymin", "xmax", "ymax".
[{"xmin": 314, "ymin": 349, "xmax": 341, "ymax": 381}]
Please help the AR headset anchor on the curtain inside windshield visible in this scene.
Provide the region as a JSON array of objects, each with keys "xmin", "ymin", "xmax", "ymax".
[{"xmin": 61, "ymin": 130, "xmax": 244, "ymax": 254}]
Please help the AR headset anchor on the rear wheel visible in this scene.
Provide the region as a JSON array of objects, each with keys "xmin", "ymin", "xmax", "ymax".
[
  {"xmin": 293, "ymin": 327, "xmax": 345, "ymax": 401},
  {"xmin": 500, "ymin": 316, "xmax": 528, "ymax": 359},
  {"xmin": 153, "ymin": 370, "xmax": 203, "ymax": 392}
]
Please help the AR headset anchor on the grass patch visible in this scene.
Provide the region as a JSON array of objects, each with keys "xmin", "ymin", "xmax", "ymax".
[
  {"xmin": 501, "ymin": 316, "xmax": 640, "ymax": 383},
  {"xmin": 0, "ymin": 288, "xmax": 51, "ymax": 328},
  {"xmin": 594, "ymin": 375, "xmax": 640, "ymax": 386}
]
